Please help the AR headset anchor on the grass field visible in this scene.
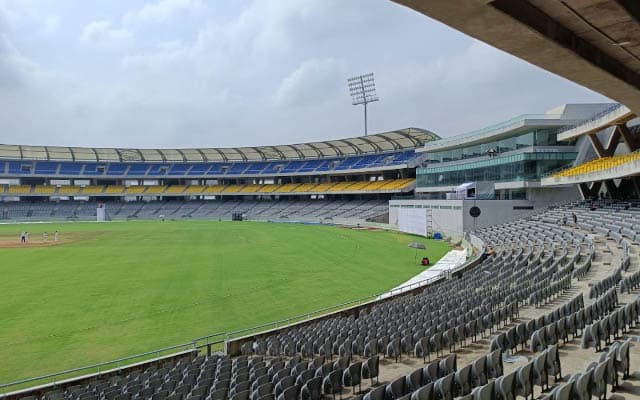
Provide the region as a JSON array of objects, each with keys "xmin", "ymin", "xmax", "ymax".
[{"xmin": 0, "ymin": 220, "xmax": 451, "ymax": 384}]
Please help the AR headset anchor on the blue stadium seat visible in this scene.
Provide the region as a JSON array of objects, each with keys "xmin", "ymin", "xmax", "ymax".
[
  {"xmin": 8, "ymin": 161, "xmax": 33, "ymax": 174},
  {"xmin": 35, "ymin": 161, "xmax": 58, "ymax": 175},
  {"xmin": 227, "ymin": 163, "xmax": 248, "ymax": 175},
  {"xmin": 281, "ymin": 160, "xmax": 306, "ymax": 173},
  {"xmin": 127, "ymin": 163, "xmax": 150, "ymax": 176},
  {"xmin": 262, "ymin": 162, "xmax": 287, "ymax": 174},
  {"xmin": 83, "ymin": 163, "xmax": 106, "ymax": 176},
  {"xmin": 107, "ymin": 163, "xmax": 128, "ymax": 175},
  {"xmin": 187, "ymin": 163, "xmax": 212, "ymax": 175},
  {"xmin": 58, "ymin": 162, "xmax": 82, "ymax": 175},
  {"xmin": 334, "ymin": 157, "xmax": 361, "ymax": 171},
  {"xmin": 147, "ymin": 164, "xmax": 171, "ymax": 176},
  {"xmin": 168, "ymin": 164, "xmax": 189, "ymax": 176},
  {"xmin": 244, "ymin": 162, "xmax": 269, "ymax": 174},
  {"xmin": 315, "ymin": 159, "xmax": 337, "ymax": 172},
  {"xmin": 299, "ymin": 159, "xmax": 324, "ymax": 172},
  {"xmin": 207, "ymin": 163, "xmax": 228, "ymax": 175}
]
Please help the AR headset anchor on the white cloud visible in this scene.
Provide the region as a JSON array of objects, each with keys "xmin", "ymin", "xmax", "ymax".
[
  {"xmin": 0, "ymin": 33, "xmax": 40, "ymax": 89},
  {"xmin": 273, "ymin": 58, "xmax": 346, "ymax": 107},
  {"xmin": 80, "ymin": 20, "xmax": 131, "ymax": 45},
  {"xmin": 0, "ymin": 0, "xmax": 611, "ymax": 149},
  {"xmin": 123, "ymin": 0, "xmax": 204, "ymax": 26}
]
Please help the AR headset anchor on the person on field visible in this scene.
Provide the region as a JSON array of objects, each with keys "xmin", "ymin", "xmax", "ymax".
[
  {"xmin": 25, "ymin": 232, "xmax": 29, "ymax": 243},
  {"xmin": 20, "ymin": 231, "xmax": 25, "ymax": 243},
  {"xmin": 43, "ymin": 232, "xmax": 48, "ymax": 242},
  {"xmin": 54, "ymin": 230, "xmax": 59, "ymax": 242}
]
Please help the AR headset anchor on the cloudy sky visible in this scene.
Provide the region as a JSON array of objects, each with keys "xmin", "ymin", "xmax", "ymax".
[{"xmin": 0, "ymin": 0, "xmax": 610, "ymax": 148}]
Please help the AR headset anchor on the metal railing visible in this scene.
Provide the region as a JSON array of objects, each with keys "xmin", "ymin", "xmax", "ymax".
[
  {"xmin": 0, "ymin": 343, "xmax": 197, "ymax": 395},
  {"xmin": 558, "ymin": 103, "xmax": 624, "ymax": 134},
  {"xmin": 423, "ymin": 114, "xmax": 564, "ymax": 151},
  {"xmin": 0, "ymin": 242, "xmax": 484, "ymax": 395}
]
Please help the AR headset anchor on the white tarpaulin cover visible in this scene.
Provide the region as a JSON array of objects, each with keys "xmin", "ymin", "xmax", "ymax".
[{"xmin": 398, "ymin": 207, "xmax": 428, "ymax": 237}]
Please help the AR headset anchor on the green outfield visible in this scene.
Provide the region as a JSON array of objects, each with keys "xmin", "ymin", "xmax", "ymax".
[{"xmin": 0, "ymin": 220, "xmax": 451, "ymax": 384}]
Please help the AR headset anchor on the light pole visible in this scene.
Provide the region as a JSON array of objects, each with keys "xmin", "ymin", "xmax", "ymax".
[{"xmin": 347, "ymin": 73, "xmax": 379, "ymax": 136}]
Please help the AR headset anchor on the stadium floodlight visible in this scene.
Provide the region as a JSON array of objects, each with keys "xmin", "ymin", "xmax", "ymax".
[{"xmin": 347, "ymin": 72, "xmax": 379, "ymax": 136}]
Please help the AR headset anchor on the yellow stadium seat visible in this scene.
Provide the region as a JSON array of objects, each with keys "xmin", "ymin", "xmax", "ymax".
[
  {"xmin": 165, "ymin": 185, "xmax": 187, "ymax": 194},
  {"xmin": 552, "ymin": 151, "xmax": 640, "ymax": 178},
  {"xmin": 125, "ymin": 186, "xmax": 146, "ymax": 194},
  {"xmin": 223, "ymin": 185, "xmax": 244, "ymax": 193},
  {"xmin": 58, "ymin": 186, "xmax": 81, "ymax": 195},
  {"xmin": 204, "ymin": 185, "xmax": 225, "ymax": 194},
  {"xmin": 105, "ymin": 185, "xmax": 125, "ymax": 194},
  {"xmin": 8, "ymin": 185, "xmax": 33, "ymax": 194},
  {"xmin": 185, "ymin": 185, "xmax": 206, "ymax": 194},
  {"xmin": 276, "ymin": 183, "xmax": 301, "ymax": 193},
  {"xmin": 33, "ymin": 185, "xmax": 57, "ymax": 194},
  {"xmin": 144, "ymin": 186, "xmax": 166, "ymax": 194}
]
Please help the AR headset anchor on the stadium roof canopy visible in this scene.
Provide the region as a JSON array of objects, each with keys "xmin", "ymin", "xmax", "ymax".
[
  {"xmin": 0, "ymin": 128, "xmax": 439, "ymax": 162},
  {"xmin": 393, "ymin": 0, "xmax": 640, "ymax": 115}
]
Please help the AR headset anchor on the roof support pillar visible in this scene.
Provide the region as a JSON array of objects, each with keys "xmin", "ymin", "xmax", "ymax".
[{"xmin": 617, "ymin": 124, "xmax": 640, "ymax": 152}]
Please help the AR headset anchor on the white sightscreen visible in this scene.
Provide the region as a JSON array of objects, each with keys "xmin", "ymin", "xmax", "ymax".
[{"xmin": 398, "ymin": 207, "xmax": 428, "ymax": 237}]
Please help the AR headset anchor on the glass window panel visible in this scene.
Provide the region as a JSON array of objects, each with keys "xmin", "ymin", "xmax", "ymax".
[{"xmin": 516, "ymin": 132, "xmax": 534, "ymax": 148}]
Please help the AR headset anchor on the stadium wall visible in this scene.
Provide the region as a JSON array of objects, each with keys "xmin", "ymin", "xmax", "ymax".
[{"xmin": 389, "ymin": 199, "xmax": 559, "ymax": 239}]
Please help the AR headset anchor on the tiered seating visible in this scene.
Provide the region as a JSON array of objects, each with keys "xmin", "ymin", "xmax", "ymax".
[
  {"xmin": 552, "ymin": 151, "xmax": 640, "ymax": 178},
  {"xmin": 203, "ymin": 185, "xmax": 225, "ymax": 194},
  {"xmin": 377, "ymin": 178, "xmax": 414, "ymax": 190},
  {"xmin": 7, "ymin": 201, "xmax": 640, "ymax": 400},
  {"xmin": 104, "ymin": 186, "xmax": 124, "ymax": 194},
  {"xmin": 144, "ymin": 186, "xmax": 166, "ymax": 194},
  {"xmin": 276, "ymin": 183, "xmax": 300, "ymax": 192},
  {"xmin": 1, "ymin": 179, "xmax": 416, "ymax": 198},
  {"xmin": 0, "ymin": 150, "xmax": 419, "ymax": 180},
  {"xmin": 261, "ymin": 184, "xmax": 282, "ymax": 193},
  {"xmin": 7, "ymin": 185, "xmax": 32, "ymax": 194},
  {"xmin": 291, "ymin": 183, "xmax": 316, "ymax": 192},
  {"xmin": 184, "ymin": 185, "xmax": 206, "ymax": 194},
  {"xmin": 312, "ymin": 183, "xmax": 335, "ymax": 192},
  {"xmin": 33, "ymin": 185, "xmax": 56, "ymax": 194},
  {"xmin": 58, "ymin": 186, "xmax": 81, "ymax": 195},
  {"xmin": 327, "ymin": 182, "xmax": 355, "ymax": 192},
  {"xmin": 239, "ymin": 185, "xmax": 262, "ymax": 193}
]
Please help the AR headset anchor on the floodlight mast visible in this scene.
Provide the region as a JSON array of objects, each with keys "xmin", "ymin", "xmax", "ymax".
[{"xmin": 347, "ymin": 73, "xmax": 379, "ymax": 136}]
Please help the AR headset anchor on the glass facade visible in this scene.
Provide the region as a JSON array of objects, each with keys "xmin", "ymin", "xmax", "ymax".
[
  {"xmin": 417, "ymin": 152, "xmax": 577, "ymax": 187},
  {"xmin": 425, "ymin": 129, "xmax": 567, "ymax": 163}
]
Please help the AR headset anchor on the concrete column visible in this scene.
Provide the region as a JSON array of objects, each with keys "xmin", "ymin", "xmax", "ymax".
[{"xmin": 617, "ymin": 124, "xmax": 640, "ymax": 152}]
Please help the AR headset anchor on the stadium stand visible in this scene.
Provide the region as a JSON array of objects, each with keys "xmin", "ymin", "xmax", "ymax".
[
  {"xmin": 8, "ymin": 201, "xmax": 639, "ymax": 399},
  {"xmin": 551, "ymin": 151, "xmax": 640, "ymax": 178}
]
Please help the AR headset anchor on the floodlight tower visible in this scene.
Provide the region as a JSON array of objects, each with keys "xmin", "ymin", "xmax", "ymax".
[{"xmin": 347, "ymin": 73, "xmax": 379, "ymax": 136}]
